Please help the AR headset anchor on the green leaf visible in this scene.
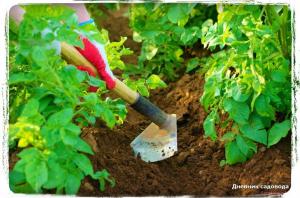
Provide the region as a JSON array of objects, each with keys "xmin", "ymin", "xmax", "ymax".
[
  {"xmin": 9, "ymin": 170, "xmax": 26, "ymax": 186},
  {"xmin": 13, "ymin": 159, "xmax": 27, "ymax": 174},
  {"xmin": 180, "ymin": 27, "xmax": 201, "ymax": 45},
  {"xmin": 236, "ymin": 134, "xmax": 257, "ymax": 158},
  {"xmin": 77, "ymin": 139, "xmax": 94, "ymax": 154},
  {"xmin": 83, "ymin": 93, "xmax": 98, "ymax": 106},
  {"xmin": 17, "ymin": 147, "xmax": 40, "ymax": 161},
  {"xmin": 21, "ymin": 98, "xmax": 40, "ymax": 117},
  {"xmin": 167, "ymin": 4, "xmax": 194, "ymax": 24},
  {"xmin": 174, "ymin": 48, "xmax": 184, "ymax": 62},
  {"xmin": 98, "ymin": 105, "xmax": 116, "ymax": 129},
  {"xmin": 255, "ymin": 95, "xmax": 275, "ymax": 119},
  {"xmin": 203, "ymin": 111, "xmax": 218, "ymax": 141},
  {"xmin": 231, "ymin": 40, "xmax": 250, "ymax": 53},
  {"xmin": 146, "ymin": 74, "xmax": 167, "ymax": 89},
  {"xmin": 239, "ymin": 113, "xmax": 268, "ymax": 145},
  {"xmin": 25, "ymin": 158, "xmax": 48, "ymax": 192},
  {"xmin": 73, "ymin": 153, "xmax": 93, "ymax": 176},
  {"xmin": 65, "ymin": 169, "xmax": 84, "ymax": 194},
  {"xmin": 186, "ymin": 58, "xmax": 200, "ymax": 73},
  {"xmin": 65, "ymin": 123, "xmax": 81, "ymax": 136},
  {"xmin": 39, "ymin": 96, "xmax": 53, "ymax": 112},
  {"xmin": 10, "ymin": 182, "xmax": 35, "ymax": 193},
  {"xmin": 271, "ymin": 70, "xmax": 287, "ymax": 83},
  {"xmin": 32, "ymin": 87, "xmax": 52, "ymax": 100},
  {"xmin": 43, "ymin": 160, "xmax": 66, "ymax": 189},
  {"xmin": 9, "ymin": 72, "xmax": 36, "ymax": 85},
  {"xmin": 124, "ymin": 78, "xmax": 137, "ymax": 92},
  {"xmin": 223, "ymin": 98, "xmax": 250, "ymax": 124},
  {"xmin": 106, "ymin": 98, "xmax": 127, "ymax": 124},
  {"xmin": 240, "ymin": 124, "xmax": 267, "ymax": 145},
  {"xmin": 249, "ymin": 113, "xmax": 265, "ymax": 129},
  {"xmin": 268, "ymin": 120, "xmax": 291, "ymax": 147},
  {"xmin": 133, "ymin": 31, "xmax": 142, "ymax": 42},
  {"xmin": 167, "ymin": 4, "xmax": 184, "ymax": 23},
  {"xmin": 41, "ymin": 127, "xmax": 60, "ymax": 147},
  {"xmin": 46, "ymin": 108, "xmax": 73, "ymax": 128},
  {"xmin": 221, "ymin": 132, "xmax": 236, "ymax": 142},
  {"xmin": 200, "ymin": 86, "xmax": 215, "ymax": 112},
  {"xmin": 60, "ymin": 129, "xmax": 94, "ymax": 154},
  {"xmin": 64, "ymin": 65, "xmax": 87, "ymax": 83},
  {"xmin": 31, "ymin": 46, "xmax": 48, "ymax": 67},
  {"xmin": 225, "ymin": 141, "xmax": 247, "ymax": 165},
  {"xmin": 81, "ymin": 110, "xmax": 96, "ymax": 125},
  {"xmin": 143, "ymin": 44, "xmax": 158, "ymax": 60},
  {"xmin": 57, "ymin": 28, "xmax": 83, "ymax": 47},
  {"xmin": 219, "ymin": 160, "xmax": 226, "ymax": 167},
  {"xmin": 180, "ymin": 4, "xmax": 196, "ymax": 15},
  {"xmin": 93, "ymin": 169, "xmax": 115, "ymax": 192},
  {"xmin": 88, "ymin": 76, "xmax": 106, "ymax": 89},
  {"xmin": 231, "ymin": 82, "xmax": 251, "ymax": 102},
  {"xmin": 137, "ymin": 83, "xmax": 150, "ymax": 97}
]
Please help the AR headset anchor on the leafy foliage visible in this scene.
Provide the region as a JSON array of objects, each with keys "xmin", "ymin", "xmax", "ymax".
[
  {"xmin": 129, "ymin": 3, "xmax": 216, "ymax": 80},
  {"xmin": 105, "ymin": 36, "xmax": 167, "ymax": 96},
  {"xmin": 87, "ymin": 5, "xmax": 167, "ymax": 96},
  {"xmin": 200, "ymin": 5, "xmax": 291, "ymax": 165},
  {"xmin": 9, "ymin": 5, "xmax": 124, "ymax": 194}
]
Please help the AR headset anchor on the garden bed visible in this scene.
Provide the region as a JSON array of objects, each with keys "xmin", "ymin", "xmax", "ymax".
[
  {"xmin": 78, "ymin": 73, "xmax": 291, "ymax": 196},
  {"xmin": 77, "ymin": 5, "xmax": 291, "ymax": 196}
]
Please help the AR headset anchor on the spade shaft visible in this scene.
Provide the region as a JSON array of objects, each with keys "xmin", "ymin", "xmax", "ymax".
[
  {"xmin": 61, "ymin": 42, "xmax": 177, "ymax": 162},
  {"xmin": 61, "ymin": 42, "xmax": 170, "ymax": 127}
]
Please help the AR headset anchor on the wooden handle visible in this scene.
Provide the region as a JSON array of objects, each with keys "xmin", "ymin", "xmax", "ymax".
[
  {"xmin": 113, "ymin": 80, "xmax": 139, "ymax": 104},
  {"xmin": 61, "ymin": 42, "xmax": 139, "ymax": 104},
  {"xmin": 61, "ymin": 42, "xmax": 98, "ymax": 75},
  {"xmin": 61, "ymin": 42, "xmax": 171, "ymax": 127}
]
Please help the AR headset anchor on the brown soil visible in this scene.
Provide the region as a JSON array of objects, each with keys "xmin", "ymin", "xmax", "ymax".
[
  {"xmin": 77, "ymin": 4, "xmax": 291, "ymax": 197},
  {"xmin": 78, "ymin": 74, "xmax": 291, "ymax": 196}
]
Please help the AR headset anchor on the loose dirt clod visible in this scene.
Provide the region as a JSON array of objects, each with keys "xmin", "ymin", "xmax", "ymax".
[
  {"xmin": 177, "ymin": 151, "xmax": 190, "ymax": 165},
  {"xmin": 82, "ymin": 180, "xmax": 95, "ymax": 192}
]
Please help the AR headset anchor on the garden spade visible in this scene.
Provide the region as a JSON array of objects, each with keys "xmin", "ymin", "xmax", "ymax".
[{"xmin": 61, "ymin": 42, "xmax": 177, "ymax": 162}]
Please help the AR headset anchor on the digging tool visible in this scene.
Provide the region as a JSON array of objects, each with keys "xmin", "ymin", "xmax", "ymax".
[{"xmin": 61, "ymin": 42, "xmax": 177, "ymax": 162}]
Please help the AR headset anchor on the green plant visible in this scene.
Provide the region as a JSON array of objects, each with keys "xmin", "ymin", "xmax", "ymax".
[
  {"xmin": 129, "ymin": 3, "xmax": 216, "ymax": 80},
  {"xmin": 200, "ymin": 5, "xmax": 291, "ymax": 165},
  {"xmin": 8, "ymin": 5, "xmax": 129, "ymax": 194},
  {"xmin": 87, "ymin": 4, "xmax": 167, "ymax": 97},
  {"xmin": 104, "ymin": 35, "xmax": 167, "ymax": 97}
]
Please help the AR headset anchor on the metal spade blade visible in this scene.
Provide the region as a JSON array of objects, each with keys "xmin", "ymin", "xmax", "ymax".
[{"xmin": 130, "ymin": 114, "xmax": 177, "ymax": 162}]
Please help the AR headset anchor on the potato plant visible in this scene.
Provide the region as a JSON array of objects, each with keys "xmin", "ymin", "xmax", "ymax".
[
  {"xmin": 130, "ymin": 4, "xmax": 292, "ymax": 165},
  {"xmin": 129, "ymin": 3, "xmax": 216, "ymax": 80},
  {"xmin": 200, "ymin": 5, "xmax": 291, "ymax": 165},
  {"xmin": 8, "ymin": 4, "xmax": 164, "ymax": 194}
]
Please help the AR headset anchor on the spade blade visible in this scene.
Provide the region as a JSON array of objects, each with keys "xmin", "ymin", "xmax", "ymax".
[{"xmin": 130, "ymin": 114, "xmax": 177, "ymax": 162}]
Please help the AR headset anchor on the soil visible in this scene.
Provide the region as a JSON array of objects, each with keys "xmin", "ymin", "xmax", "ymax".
[
  {"xmin": 77, "ymin": 4, "xmax": 291, "ymax": 197},
  {"xmin": 78, "ymin": 73, "xmax": 291, "ymax": 196}
]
